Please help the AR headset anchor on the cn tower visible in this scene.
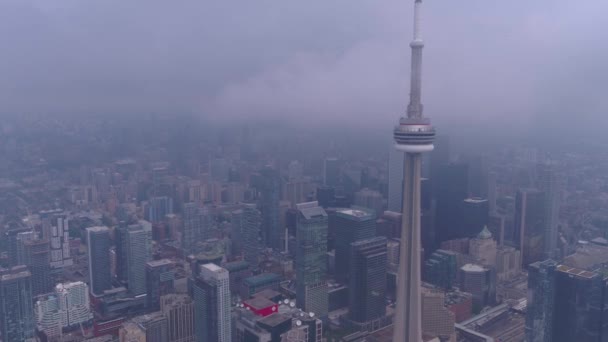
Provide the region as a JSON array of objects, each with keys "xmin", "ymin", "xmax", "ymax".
[{"xmin": 393, "ymin": 0, "xmax": 435, "ymax": 341}]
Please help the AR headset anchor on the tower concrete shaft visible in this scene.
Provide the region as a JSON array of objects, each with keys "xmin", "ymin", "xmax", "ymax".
[
  {"xmin": 392, "ymin": 1, "xmax": 434, "ymax": 341},
  {"xmin": 394, "ymin": 153, "xmax": 423, "ymax": 342}
]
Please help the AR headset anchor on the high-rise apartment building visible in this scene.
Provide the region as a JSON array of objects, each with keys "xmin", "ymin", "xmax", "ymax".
[
  {"xmin": 36, "ymin": 281, "xmax": 93, "ymax": 337},
  {"xmin": 121, "ymin": 313, "xmax": 171, "ymax": 342},
  {"xmin": 5, "ymin": 227, "xmax": 31, "ymax": 266},
  {"xmin": 161, "ymin": 294, "xmax": 195, "ymax": 342},
  {"xmin": 334, "ymin": 208, "xmax": 376, "ymax": 282},
  {"xmin": 537, "ymin": 164, "xmax": 560, "ymax": 260},
  {"xmin": 182, "ymin": 203, "xmax": 212, "ymax": 256},
  {"xmin": 87, "ymin": 226, "xmax": 112, "ymax": 296},
  {"xmin": 260, "ymin": 167, "xmax": 281, "ymax": 250},
  {"xmin": 182, "ymin": 203, "xmax": 199, "ymax": 256},
  {"xmin": 19, "ymin": 236, "xmax": 52, "ymax": 296},
  {"xmin": 0, "ymin": 266, "xmax": 35, "ymax": 341},
  {"xmin": 35, "ymin": 293, "xmax": 62, "ymax": 340},
  {"xmin": 193, "ymin": 264, "xmax": 231, "ymax": 342},
  {"xmin": 231, "ymin": 204, "xmax": 262, "ymax": 266},
  {"xmin": 43, "ymin": 212, "xmax": 73, "ymax": 269},
  {"xmin": 56, "ymin": 281, "xmax": 92, "ymax": 327},
  {"xmin": 349, "ymin": 236, "xmax": 387, "ymax": 325},
  {"xmin": 295, "ymin": 202, "xmax": 329, "ymax": 317},
  {"xmin": 123, "ymin": 223, "xmax": 153, "ymax": 295},
  {"xmin": 421, "ymin": 287, "xmax": 456, "ymax": 341},
  {"xmin": 146, "ymin": 259, "xmax": 175, "ymax": 312}
]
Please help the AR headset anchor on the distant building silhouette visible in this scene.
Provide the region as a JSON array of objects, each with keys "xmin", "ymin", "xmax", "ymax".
[{"xmin": 87, "ymin": 226, "xmax": 112, "ymax": 296}]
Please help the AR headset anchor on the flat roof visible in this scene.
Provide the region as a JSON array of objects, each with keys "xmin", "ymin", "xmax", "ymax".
[
  {"xmin": 464, "ymin": 197, "xmax": 488, "ymax": 204},
  {"xmin": 86, "ymin": 226, "xmax": 109, "ymax": 232},
  {"xmin": 1, "ymin": 269, "xmax": 31, "ymax": 282},
  {"xmin": 244, "ymin": 296, "xmax": 276, "ymax": 310},
  {"xmin": 461, "ymin": 264, "xmax": 486, "ymax": 273},
  {"xmin": 557, "ymin": 265, "xmax": 597, "ymax": 279},
  {"xmin": 244, "ymin": 273, "xmax": 281, "ymax": 286},
  {"xmin": 298, "ymin": 205, "xmax": 327, "ymax": 220},
  {"xmin": 224, "ymin": 260, "xmax": 250, "ymax": 272},
  {"xmin": 258, "ymin": 313, "xmax": 291, "ymax": 328},
  {"xmin": 146, "ymin": 259, "xmax": 173, "ymax": 267},
  {"xmin": 202, "ymin": 263, "xmax": 224, "ymax": 272},
  {"xmin": 336, "ymin": 208, "xmax": 374, "ymax": 220}
]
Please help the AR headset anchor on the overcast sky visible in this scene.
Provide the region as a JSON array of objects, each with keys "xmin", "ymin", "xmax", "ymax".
[{"xmin": 1, "ymin": 0, "xmax": 607, "ymax": 135}]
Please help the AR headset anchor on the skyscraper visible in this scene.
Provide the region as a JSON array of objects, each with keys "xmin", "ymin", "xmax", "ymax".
[
  {"xmin": 392, "ymin": 0, "xmax": 436, "ymax": 340},
  {"xmin": 514, "ymin": 188, "xmax": 546, "ymax": 268},
  {"xmin": 232, "ymin": 204, "xmax": 262, "ymax": 266},
  {"xmin": 295, "ymin": 201, "xmax": 329, "ymax": 317},
  {"xmin": 461, "ymin": 198, "xmax": 489, "ymax": 239},
  {"xmin": 160, "ymin": 294, "xmax": 195, "ymax": 342},
  {"xmin": 181, "ymin": 204, "xmax": 213, "ymax": 256},
  {"xmin": 537, "ymin": 164, "xmax": 560, "ymax": 260},
  {"xmin": 37, "ymin": 281, "xmax": 93, "ymax": 337},
  {"xmin": 525, "ymin": 259, "xmax": 557, "ymax": 342},
  {"xmin": 552, "ymin": 265, "xmax": 608, "ymax": 342},
  {"xmin": 434, "ymin": 162, "xmax": 469, "ymax": 244},
  {"xmin": 87, "ymin": 226, "xmax": 112, "ymax": 296},
  {"xmin": 182, "ymin": 202, "xmax": 200, "ymax": 256},
  {"xmin": 124, "ymin": 223, "xmax": 153, "ymax": 295},
  {"xmin": 526, "ymin": 262, "xmax": 608, "ymax": 342},
  {"xmin": 146, "ymin": 259, "xmax": 175, "ymax": 312},
  {"xmin": 44, "ymin": 212, "xmax": 74, "ymax": 269},
  {"xmin": 55, "ymin": 281, "xmax": 92, "ymax": 328},
  {"xmin": 5, "ymin": 227, "xmax": 31, "ymax": 266},
  {"xmin": 349, "ymin": 236, "xmax": 387, "ymax": 325},
  {"xmin": 334, "ymin": 208, "xmax": 376, "ymax": 282},
  {"xmin": 0, "ymin": 266, "xmax": 35, "ymax": 341},
  {"xmin": 19, "ymin": 237, "xmax": 52, "ymax": 296},
  {"xmin": 260, "ymin": 166, "xmax": 281, "ymax": 250},
  {"xmin": 193, "ymin": 264, "xmax": 231, "ymax": 342},
  {"xmin": 147, "ymin": 196, "xmax": 174, "ymax": 223},
  {"xmin": 323, "ymin": 157, "xmax": 340, "ymax": 188}
]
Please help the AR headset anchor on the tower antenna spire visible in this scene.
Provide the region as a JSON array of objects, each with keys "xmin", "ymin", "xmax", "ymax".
[{"xmin": 407, "ymin": 0, "xmax": 425, "ymax": 119}]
